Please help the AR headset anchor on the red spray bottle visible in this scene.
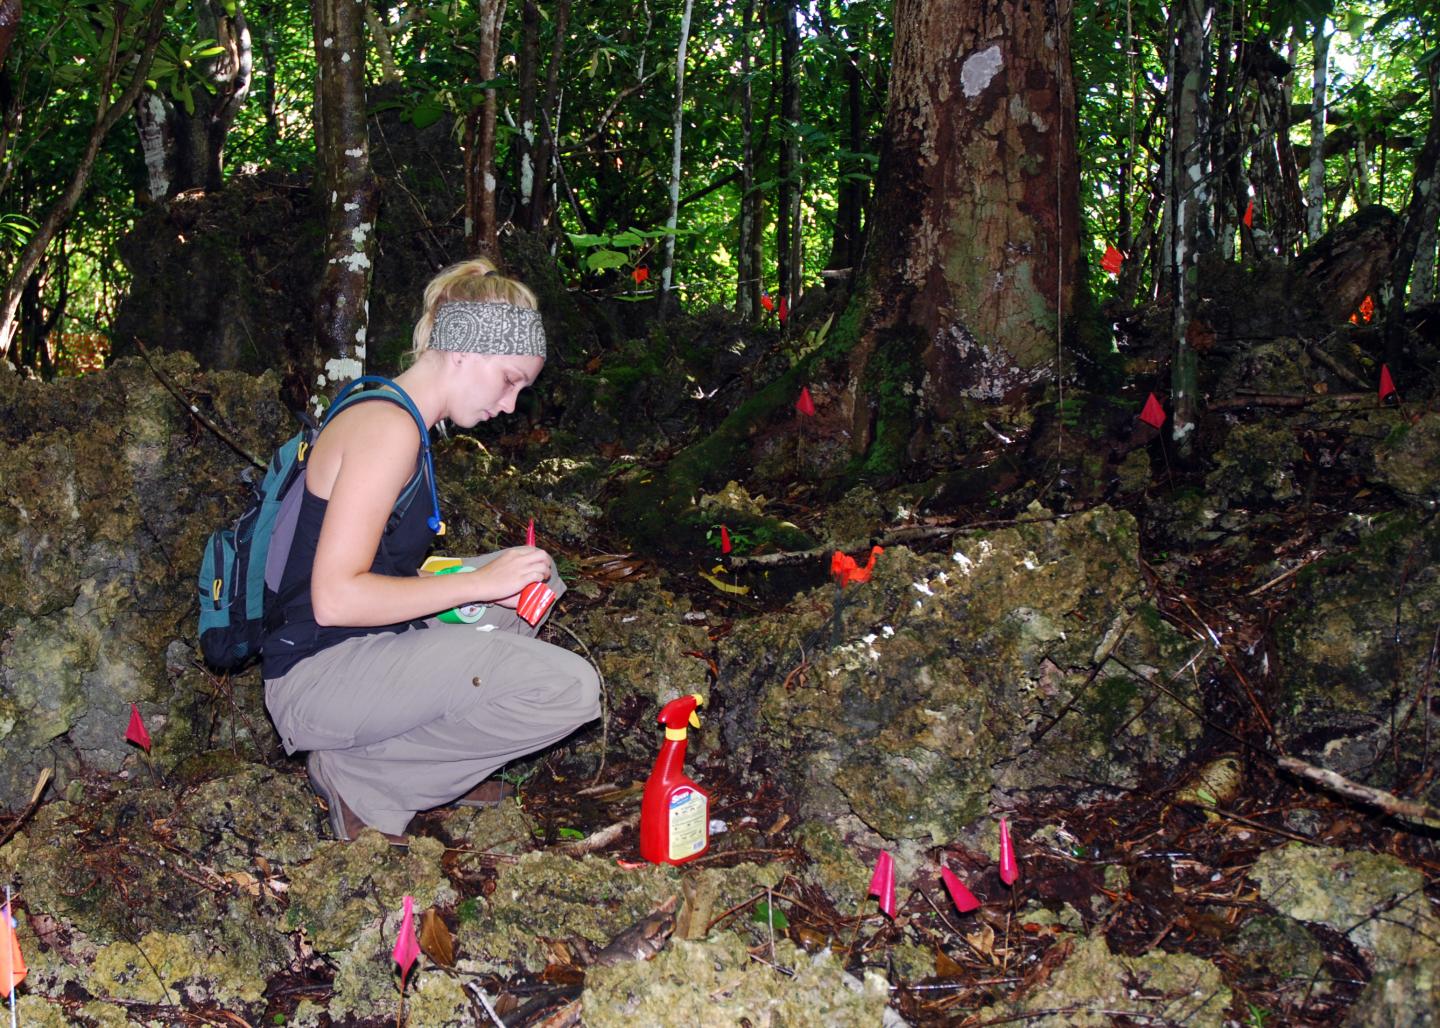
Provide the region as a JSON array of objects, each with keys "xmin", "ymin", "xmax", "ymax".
[{"xmin": 639, "ymin": 694, "xmax": 710, "ymax": 865}]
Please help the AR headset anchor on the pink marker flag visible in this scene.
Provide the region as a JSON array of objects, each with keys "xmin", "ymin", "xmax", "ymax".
[
  {"xmin": 868, "ymin": 851, "xmax": 897, "ymax": 918},
  {"xmin": 393, "ymin": 895, "xmax": 421, "ymax": 985},
  {"xmin": 1138, "ymin": 392, "xmax": 1166, "ymax": 429},
  {"xmin": 940, "ymin": 867, "xmax": 981, "ymax": 913},
  {"xmin": 525, "ymin": 518, "xmax": 536, "ymax": 547},
  {"xmin": 795, "ymin": 386, "xmax": 816, "ymax": 417},
  {"xmin": 125, "ymin": 703, "xmax": 151, "ymax": 752},
  {"xmin": 998, "ymin": 818, "xmax": 1019, "ymax": 886},
  {"xmin": 1379, "ymin": 364, "xmax": 1397, "ymax": 402}
]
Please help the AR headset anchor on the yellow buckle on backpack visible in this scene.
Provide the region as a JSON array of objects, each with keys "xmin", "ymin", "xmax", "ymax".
[
  {"xmin": 297, "ymin": 440, "xmax": 309, "ymax": 463},
  {"xmin": 212, "ymin": 578, "xmax": 223, "ymax": 601}
]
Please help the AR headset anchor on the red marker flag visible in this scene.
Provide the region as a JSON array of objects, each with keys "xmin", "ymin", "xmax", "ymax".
[
  {"xmin": 720, "ymin": 525, "xmax": 732, "ymax": 554},
  {"xmin": 868, "ymin": 851, "xmax": 897, "ymax": 918},
  {"xmin": 831, "ymin": 545, "xmax": 884, "ymax": 588},
  {"xmin": 1138, "ymin": 392, "xmax": 1166, "ymax": 429},
  {"xmin": 778, "ymin": 295, "xmax": 789, "ymax": 324},
  {"xmin": 525, "ymin": 518, "xmax": 536, "ymax": 547},
  {"xmin": 760, "ymin": 293, "xmax": 775, "ymax": 313},
  {"xmin": 1379, "ymin": 364, "xmax": 1397, "ymax": 402},
  {"xmin": 1101, "ymin": 244, "xmax": 1124, "ymax": 276},
  {"xmin": 1349, "ymin": 294, "xmax": 1375, "ymax": 325},
  {"xmin": 795, "ymin": 386, "xmax": 816, "ymax": 417},
  {"xmin": 0, "ymin": 898, "xmax": 26, "ymax": 993},
  {"xmin": 940, "ymin": 867, "xmax": 981, "ymax": 913},
  {"xmin": 393, "ymin": 895, "xmax": 421, "ymax": 986},
  {"xmin": 998, "ymin": 818, "xmax": 1019, "ymax": 886},
  {"xmin": 631, "ymin": 266, "xmax": 649, "ymax": 285},
  {"xmin": 1242, "ymin": 200, "xmax": 1254, "ymax": 228},
  {"xmin": 125, "ymin": 703, "xmax": 151, "ymax": 752}
]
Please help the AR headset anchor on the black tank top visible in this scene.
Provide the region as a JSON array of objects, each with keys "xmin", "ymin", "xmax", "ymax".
[{"xmin": 262, "ymin": 470, "xmax": 436, "ymax": 679}]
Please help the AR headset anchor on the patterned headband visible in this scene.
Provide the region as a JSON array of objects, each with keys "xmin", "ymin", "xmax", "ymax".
[{"xmin": 430, "ymin": 301, "xmax": 546, "ymax": 359}]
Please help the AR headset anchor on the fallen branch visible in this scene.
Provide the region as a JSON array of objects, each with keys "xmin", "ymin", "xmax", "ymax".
[
  {"xmin": 0, "ymin": 768, "xmax": 52, "ymax": 849},
  {"xmin": 1277, "ymin": 755, "xmax": 1440, "ymax": 829},
  {"xmin": 134, "ymin": 339, "xmax": 265, "ymax": 470},
  {"xmin": 555, "ymin": 811, "xmax": 638, "ymax": 856},
  {"xmin": 1208, "ymin": 390, "xmax": 1373, "ymax": 411}
]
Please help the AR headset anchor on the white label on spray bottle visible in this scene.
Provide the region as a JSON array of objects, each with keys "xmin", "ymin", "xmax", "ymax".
[{"xmin": 668, "ymin": 786, "xmax": 708, "ymax": 860}]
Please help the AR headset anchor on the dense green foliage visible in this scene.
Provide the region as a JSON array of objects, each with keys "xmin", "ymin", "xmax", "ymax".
[{"xmin": 0, "ymin": 0, "xmax": 1434, "ymax": 375}]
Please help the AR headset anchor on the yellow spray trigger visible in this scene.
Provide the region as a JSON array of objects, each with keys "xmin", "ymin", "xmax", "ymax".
[{"xmin": 688, "ymin": 710, "xmax": 701, "ymax": 729}]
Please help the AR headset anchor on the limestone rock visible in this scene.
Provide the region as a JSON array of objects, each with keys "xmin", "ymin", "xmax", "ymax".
[
  {"xmin": 719, "ymin": 506, "xmax": 1203, "ymax": 846},
  {"xmin": 977, "ymin": 935, "xmax": 1231, "ymax": 1027}
]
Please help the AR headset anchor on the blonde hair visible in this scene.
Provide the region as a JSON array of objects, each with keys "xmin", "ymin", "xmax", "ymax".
[{"xmin": 411, "ymin": 258, "xmax": 540, "ymax": 357}]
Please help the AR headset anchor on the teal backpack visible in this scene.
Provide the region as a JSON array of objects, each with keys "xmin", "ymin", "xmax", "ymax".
[{"xmin": 196, "ymin": 376, "xmax": 442, "ymax": 670}]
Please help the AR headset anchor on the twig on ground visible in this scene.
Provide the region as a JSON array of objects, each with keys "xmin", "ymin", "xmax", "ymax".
[
  {"xmin": 1276, "ymin": 755, "xmax": 1440, "ymax": 829},
  {"xmin": 133, "ymin": 339, "xmax": 265, "ymax": 469},
  {"xmin": 554, "ymin": 812, "xmax": 638, "ymax": 856},
  {"xmin": 0, "ymin": 768, "xmax": 52, "ymax": 849}
]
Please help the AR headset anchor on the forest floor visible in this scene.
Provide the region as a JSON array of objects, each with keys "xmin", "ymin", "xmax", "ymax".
[{"xmin": 235, "ymin": 448, "xmax": 1436, "ymax": 1027}]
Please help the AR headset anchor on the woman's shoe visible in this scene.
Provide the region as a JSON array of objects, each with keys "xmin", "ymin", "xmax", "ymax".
[
  {"xmin": 306, "ymin": 752, "xmax": 408, "ymax": 846},
  {"xmin": 454, "ymin": 778, "xmax": 517, "ymax": 808}
]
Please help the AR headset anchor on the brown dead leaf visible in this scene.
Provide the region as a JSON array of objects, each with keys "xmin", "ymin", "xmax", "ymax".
[
  {"xmin": 964, "ymin": 923, "xmax": 997, "ymax": 964},
  {"xmin": 934, "ymin": 948, "xmax": 965, "ymax": 978},
  {"xmin": 419, "ymin": 908, "xmax": 455, "ymax": 967}
]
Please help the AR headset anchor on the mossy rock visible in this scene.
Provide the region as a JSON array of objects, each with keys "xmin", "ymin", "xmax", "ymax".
[{"xmin": 582, "ymin": 933, "xmax": 891, "ymax": 1027}]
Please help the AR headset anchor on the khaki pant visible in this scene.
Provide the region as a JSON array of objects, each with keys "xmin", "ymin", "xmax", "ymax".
[{"xmin": 263, "ymin": 553, "xmax": 600, "ymax": 835}]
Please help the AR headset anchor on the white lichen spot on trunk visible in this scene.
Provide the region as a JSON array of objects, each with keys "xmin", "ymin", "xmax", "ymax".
[
  {"xmin": 484, "ymin": 171, "xmax": 496, "ymax": 193},
  {"xmin": 343, "ymin": 202, "xmax": 360, "ymax": 212},
  {"xmin": 350, "ymin": 221, "xmax": 373, "ymax": 248},
  {"xmin": 323, "ymin": 36, "xmax": 334, "ymax": 47},
  {"xmin": 138, "ymin": 94, "xmax": 171, "ymax": 200},
  {"xmin": 961, "ymin": 45, "xmax": 1003, "ymax": 99},
  {"xmin": 344, "ymin": 147, "xmax": 365, "ymax": 158},
  {"xmin": 324, "ymin": 357, "xmax": 363, "ymax": 383},
  {"xmin": 341, "ymin": 52, "xmax": 351, "ymax": 64}
]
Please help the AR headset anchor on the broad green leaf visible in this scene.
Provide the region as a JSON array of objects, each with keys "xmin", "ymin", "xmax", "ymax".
[
  {"xmin": 585, "ymin": 248, "xmax": 629, "ymax": 271},
  {"xmin": 609, "ymin": 229, "xmax": 644, "ymax": 247},
  {"xmin": 751, "ymin": 901, "xmax": 788, "ymax": 930},
  {"xmin": 566, "ymin": 232, "xmax": 608, "ymax": 247}
]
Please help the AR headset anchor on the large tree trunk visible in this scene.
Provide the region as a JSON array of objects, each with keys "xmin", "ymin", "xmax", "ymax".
[
  {"xmin": 0, "ymin": 0, "xmax": 18, "ymax": 71},
  {"xmin": 515, "ymin": 0, "xmax": 540, "ymax": 220},
  {"xmin": 311, "ymin": 0, "xmax": 377, "ymax": 405},
  {"xmin": 135, "ymin": 0, "xmax": 252, "ymax": 198},
  {"xmin": 843, "ymin": 0, "xmax": 1079, "ymax": 471}
]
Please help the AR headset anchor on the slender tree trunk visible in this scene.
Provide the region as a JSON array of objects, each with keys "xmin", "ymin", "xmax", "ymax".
[
  {"xmin": 364, "ymin": 1, "xmax": 401, "ymax": 84},
  {"xmin": 1385, "ymin": 61, "xmax": 1440, "ymax": 356},
  {"xmin": 259, "ymin": 0, "xmax": 279, "ymax": 146},
  {"xmin": 467, "ymin": 0, "xmax": 506, "ymax": 257},
  {"xmin": 311, "ymin": 0, "xmax": 378, "ymax": 404},
  {"xmin": 1307, "ymin": 20, "xmax": 1329, "ymax": 242},
  {"xmin": 735, "ymin": 0, "xmax": 757, "ymax": 319},
  {"xmin": 516, "ymin": 0, "xmax": 540, "ymax": 221},
  {"xmin": 1166, "ymin": 0, "xmax": 1213, "ymax": 456},
  {"xmin": 527, "ymin": 0, "xmax": 569, "ymax": 231},
  {"xmin": 0, "ymin": 0, "xmax": 165, "ymax": 358},
  {"xmin": 777, "ymin": 0, "xmax": 801, "ymax": 313},
  {"xmin": 659, "ymin": 0, "xmax": 695, "ymax": 304},
  {"xmin": 844, "ymin": 0, "xmax": 1080, "ymax": 473}
]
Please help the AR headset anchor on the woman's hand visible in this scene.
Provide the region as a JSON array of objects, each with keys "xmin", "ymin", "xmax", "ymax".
[{"xmin": 471, "ymin": 546, "xmax": 552, "ymax": 608}]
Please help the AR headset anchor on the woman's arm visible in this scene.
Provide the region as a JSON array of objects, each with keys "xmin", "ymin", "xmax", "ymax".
[{"xmin": 309, "ymin": 405, "xmax": 552, "ymax": 627}]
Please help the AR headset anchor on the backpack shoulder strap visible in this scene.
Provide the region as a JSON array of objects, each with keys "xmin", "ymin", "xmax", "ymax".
[{"xmin": 320, "ymin": 376, "xmax": 444, "ymax": 535}]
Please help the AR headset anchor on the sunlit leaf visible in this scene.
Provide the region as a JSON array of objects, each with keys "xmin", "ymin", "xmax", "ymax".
[{"xmin": 585, "ymin": 248, "xmax": 629, "ymax": 271}]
